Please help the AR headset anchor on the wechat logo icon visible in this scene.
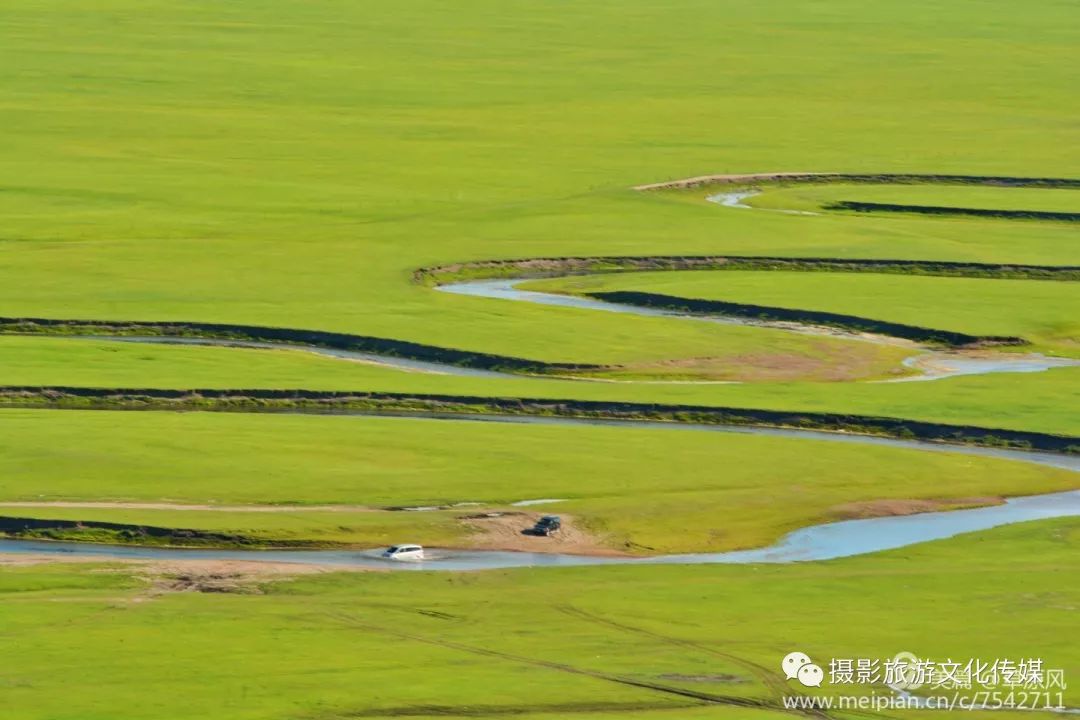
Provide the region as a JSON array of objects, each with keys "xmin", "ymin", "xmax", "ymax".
[{"xmin": 782, "ymin": 651, "xmax": 824, "ymax": 687}]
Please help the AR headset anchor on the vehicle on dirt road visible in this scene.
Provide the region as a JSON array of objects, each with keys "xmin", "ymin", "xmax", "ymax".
[
  {"xmin": 530, "ymin": 516, "xmax": 562, "ymax": 536},
  {"xmin": 381, "ymin": 544, "xmax": 425, "ymax": 561}
]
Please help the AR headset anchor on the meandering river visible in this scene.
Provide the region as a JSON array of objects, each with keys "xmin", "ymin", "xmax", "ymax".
[{"xmin": 1, "ymin": 489, "xmax": 1076, "ymax": 570}]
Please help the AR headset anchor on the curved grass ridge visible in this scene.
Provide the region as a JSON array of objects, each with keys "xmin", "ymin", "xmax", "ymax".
[
  {"xmin": 826, "ymin": 201, "xmax": 1080, "ymax": 223},
  {"xmin": 0, "ymin": 316, "xmax": 604, "ymax": 375},
  {"xmin": 4, "ymin": 257, "xmax": 1075, "ymax": 378},
  {"xmin": 586, "ymin": 290, "xmax": 1024, "ymax": 347},
  {"xmin": 414, "ymin": 255, "xmax": 1080, "ymax": 285},
  {"xmin": 6, "ymin": 175, "xmax": 1077, "ymax": 385},
  {"xmin": 2, "ymin": 386, "xmax": 1077, "ymax": 455},
  {"xmin": 0, "ymin": 515, "xmax": 321, "ymax": 549},
  {"xmin": 633, "ymin": 172, "xmax": 1080, "ymax": 192}
]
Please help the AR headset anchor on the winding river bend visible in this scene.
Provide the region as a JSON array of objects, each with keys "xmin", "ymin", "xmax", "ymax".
[
  {"xmin": 436, "ymin": 279, "xmax": 1079, "ymax": 381},
  {"xmin": 2, "ymin": 489, "xmax": 1077, "ymax": 571},
  {"xmin": 45, "ymin": 284, "xmax": 1079, "ymax": 384},
  {"xmin": 1, "ymin": 413, "xmax": 1077, "ymax": 571},
  {"xmin": 3, "ymin": 173, "xmax": 1078, "ymax": 570}
]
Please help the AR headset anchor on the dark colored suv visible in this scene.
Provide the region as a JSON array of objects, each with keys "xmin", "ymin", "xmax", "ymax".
[{"xmin": 530, "ymin": 515, "xmax": 562, "ymax": 536}]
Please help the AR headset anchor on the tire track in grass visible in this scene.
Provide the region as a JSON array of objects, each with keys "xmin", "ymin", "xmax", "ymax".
[
  {"xmin": 325, "ymin": 611, "xmax": 825, "ymax": 717},
  {"xmin": 554, "ymin": 605, "xmax": 901, "ymax": 720},
  {"xmin": 555, "ymin": 605, "xmax": 787, "ymax": 694},
  {"xmin": 335, "ymin": 700, "xmax": 703, "ymax": 717},
  {"xmin": 555, "ymin": 606, "xmax": 808, "ymax": 713}
]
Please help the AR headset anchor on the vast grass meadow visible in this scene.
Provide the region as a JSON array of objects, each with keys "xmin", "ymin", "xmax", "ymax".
[{"xmin": 1, "ymin": 0, "xmax": 1078, "ymax": 717}]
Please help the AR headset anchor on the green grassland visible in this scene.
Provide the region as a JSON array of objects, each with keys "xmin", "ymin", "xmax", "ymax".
[
  {"xmin": 2, "ymin": 0, "xmax": 1079, "ymax": 716},
  {"xmin": 0, "ymin": 519, "xmax": 1076, "ymax": 719},
  {"xmin": 522, "ymin": 271, "xmax": 1080, "ymax": 353},
  {"xmin": 0, "ymin": 410, "xmax": 1074, "ymax": 553}
]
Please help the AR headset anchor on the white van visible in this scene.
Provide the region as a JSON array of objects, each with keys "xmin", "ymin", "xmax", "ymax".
[{"xmin": 381, "ymin": 544, "xmax": 425, "ymax": 561}]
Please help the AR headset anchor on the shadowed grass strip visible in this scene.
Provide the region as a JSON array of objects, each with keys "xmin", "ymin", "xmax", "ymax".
[
  {"xmin": 1, "ymin": 386, "xmax": 1076, "ymax": 454},
  {"xmin": 585, "ymin": 290, "xmax": 1025, "ymax": 347},
  {"xmin": 0, "ymin": 317, "xmax": 604, "ymax": 375},
  {"xmin": 826, "ymin": 201, "xmax": 1080, "ymax": 222}
]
